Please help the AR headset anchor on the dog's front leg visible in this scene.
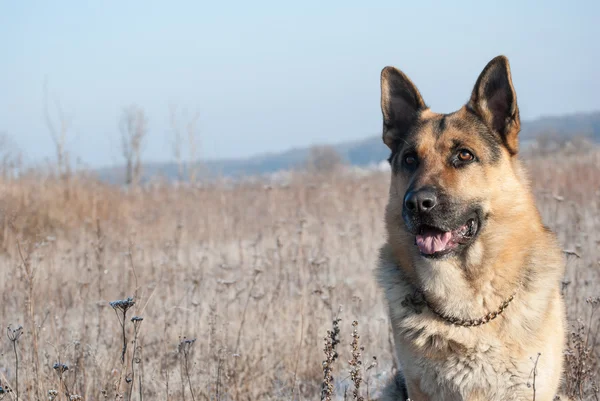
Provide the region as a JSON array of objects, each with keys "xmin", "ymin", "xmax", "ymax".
[{"xmin": 405, "ymin": 378, "xmax": 432, "ymax": 401}]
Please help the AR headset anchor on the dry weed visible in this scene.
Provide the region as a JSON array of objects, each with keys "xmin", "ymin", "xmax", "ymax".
[{"xmin": 0, "ymin": 146, "xmax": 596, "ymax": 400}]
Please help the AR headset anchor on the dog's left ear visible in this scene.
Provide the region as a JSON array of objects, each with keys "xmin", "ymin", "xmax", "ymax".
[{"xmin": 468, "ymin": 55, "xmax": 520, "ymax": 155}]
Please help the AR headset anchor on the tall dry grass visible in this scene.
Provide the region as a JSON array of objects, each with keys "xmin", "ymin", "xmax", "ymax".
[{"xmin": 0, "ymin": 146, "xmax": 598, "ymax": 400}]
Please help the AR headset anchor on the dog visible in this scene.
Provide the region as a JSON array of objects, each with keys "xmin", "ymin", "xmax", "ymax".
[{"xmin": 375, "ymin": 55, "xmax": 567, "ymax": 400}]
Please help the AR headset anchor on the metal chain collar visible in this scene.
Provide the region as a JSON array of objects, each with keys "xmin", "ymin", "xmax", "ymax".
[{"xmin": 401, "ymin": 284, "xmax": 520, "ymax": 327}]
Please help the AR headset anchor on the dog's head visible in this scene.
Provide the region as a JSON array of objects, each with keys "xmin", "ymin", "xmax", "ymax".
[{"xmin": 381, "ymin": 56, "xmax": 524, "ymax": 261}]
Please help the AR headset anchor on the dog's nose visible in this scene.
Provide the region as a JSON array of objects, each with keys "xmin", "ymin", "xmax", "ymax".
[{"xmin": 404, "ymin": 188, "xmax": 438, "ymax": 213}]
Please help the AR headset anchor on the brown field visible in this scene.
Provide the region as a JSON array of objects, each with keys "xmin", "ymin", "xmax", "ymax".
[{"xmin": 0, "ymin": 145, "xmax": 598, "ymax": 401}]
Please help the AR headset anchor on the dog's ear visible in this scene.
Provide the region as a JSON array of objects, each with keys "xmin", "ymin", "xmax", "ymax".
[
  {"xmin": 468, "ymin": 55, "xmax": 520, "ymax": 155},
  {"xmin": 380, "ymin": 66, "xmax": 426, "ymax": 151}
]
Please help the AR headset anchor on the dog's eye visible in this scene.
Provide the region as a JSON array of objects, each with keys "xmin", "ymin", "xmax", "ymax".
[
  {"xmin": 403, "ymin": 153, "xmax": 418, "ymax": 168},
  {"xmin": 457, "ymin": 149, "xmax": 474, "ymax": 162}
]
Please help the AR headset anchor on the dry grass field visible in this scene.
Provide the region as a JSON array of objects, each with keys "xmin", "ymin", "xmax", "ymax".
[{"xmin": 0, "ymin": 144, "xmax": 598, "ymax": 401}]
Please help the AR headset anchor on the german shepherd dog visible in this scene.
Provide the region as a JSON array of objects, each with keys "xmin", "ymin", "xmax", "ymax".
[{"xmin": 376, "ymin": 56, "xmax": 567, "ymax": 400}]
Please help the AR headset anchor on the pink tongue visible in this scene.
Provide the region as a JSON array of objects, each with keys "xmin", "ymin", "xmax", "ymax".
[{"xmin": 416, "ymin": 230, "xmax": 452, "ymax": 255}]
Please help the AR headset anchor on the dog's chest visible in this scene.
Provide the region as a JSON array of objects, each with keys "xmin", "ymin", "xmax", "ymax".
[{"xmin": 392, "ymin": 308, "xmax": 530, "ymax": 401}]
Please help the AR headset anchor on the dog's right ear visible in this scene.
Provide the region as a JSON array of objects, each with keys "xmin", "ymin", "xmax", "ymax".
[{"xmin": 380, "ymin": 66, "xmax": 426, "ymax": 151}]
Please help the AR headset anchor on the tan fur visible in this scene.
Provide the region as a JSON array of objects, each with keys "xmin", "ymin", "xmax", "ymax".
[{"xmin": 376, "ymin": 57, "xmax": 567, "ymax": 400}]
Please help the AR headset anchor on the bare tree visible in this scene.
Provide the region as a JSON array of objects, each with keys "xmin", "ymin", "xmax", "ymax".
[
  {"xmin": 169, "ymin": 104, "xmax": 184, "ymax": 182},
  {"xmin": 43, "ymin": 78, "xmax": 71, "ymax": 178},
  {"xmin": 169, "ymin": 105, "xmax": 201, "ymax": 183},
  {"xmin": 0, "ymin": 132, "xmax": 22, "ymax": 179},
  {"xmin": 120, "ymin": 105, "xmax": 148, "ymax": 186},
  {"xmin": 305, "ymin": 145, "xmax": 345, "ymax": 174},
  {"xmin": 186, "ymin": 111, "xmax": 201, "ymax": 183}
]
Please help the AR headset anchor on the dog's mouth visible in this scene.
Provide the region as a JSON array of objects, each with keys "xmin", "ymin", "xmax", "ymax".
[{"xmin": 415, "ymin": 218, "xmax": 479, "ymax": 258}]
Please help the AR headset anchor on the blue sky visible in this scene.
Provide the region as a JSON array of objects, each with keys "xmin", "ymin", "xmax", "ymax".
[{"xmin": 1, "ymin": 0, "xmax": 598, "ymax": 168}]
